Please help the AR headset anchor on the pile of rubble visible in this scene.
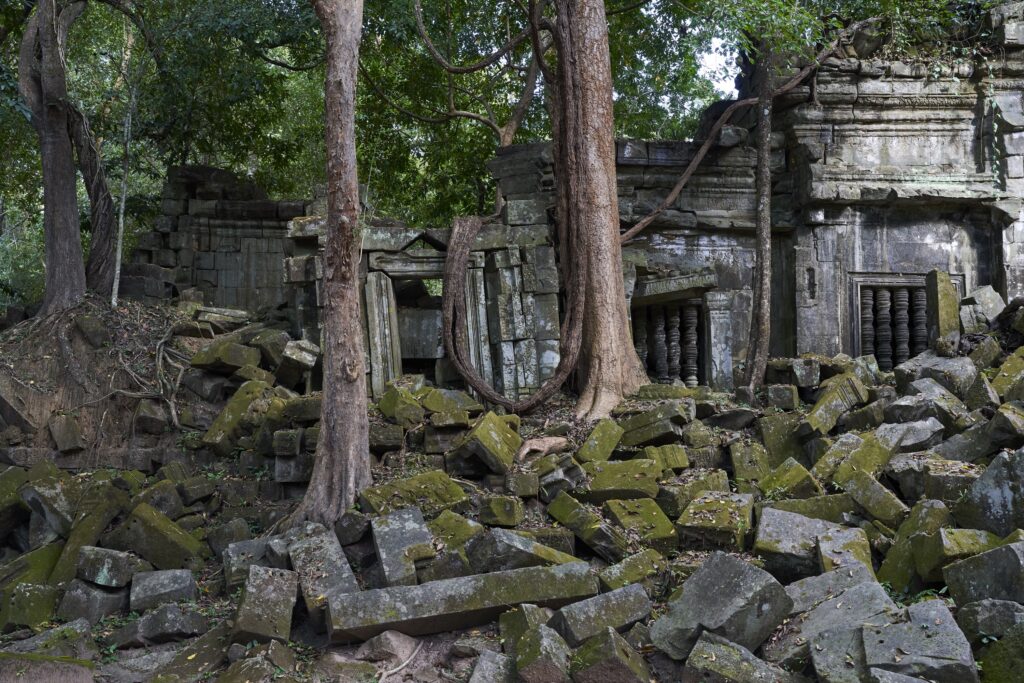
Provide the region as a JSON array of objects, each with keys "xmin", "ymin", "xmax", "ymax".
[{"xmin": 1, "ymin": 271, "xmax": 1024, "ymax": 681}]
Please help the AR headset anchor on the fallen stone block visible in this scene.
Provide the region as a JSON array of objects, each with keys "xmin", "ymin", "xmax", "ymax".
[
  {"xmin": 955, "ymin": 599, "xmax": 1024, "ymax": 645},
  {"xmin": 762, "ymin": 493, "xmax": 860, "ymax": 525},
  {"xmin": 570, "ymin": 627, "xmax": 651, "ymax": 683},
  {"xmin": 911, "ymin": 527, "xmax": 1002, "ymax": 583},
  {"xmin": 48, "ymin": 483, "xmax": 128, "ymax": 584},
  {"xmin": 77, "ymin": 546, "xmax": 151, "ymax": 588},
  {"xmin": 47, "ymin": 414, "xmax": 85, "ymax": 454},
  {"xmin": 359, "ymin": 469, "xmax": 469, "ymax": 517},
  {"xmin": 840, "ymin": 470, "xmax": 910, "ymax": 528},
  {"xmin": 877, "ymin": 499, "xmax": 951, "ymax": 594},
  {"xmin": 862, "ymin": 599, "xmax": 977, "ymax": 683},
  {"xmin": 548, "ymin": 583, "xmax": 650, "ymax": 647},
  {"xmin": 130, "ymin": 569, "xmax": 197, "ymax": 613},
  {"xmin": 577, "ymin": 459, "xmax": 661, "ymax": 502},
  {"xmin": 785, "ymin": 563, "xmax": 877, "ymax": 615},
  {"xmin": 56, "ymin": 578, "xmax": 128, "ymax": 624},
  {"xmin": 190, "ymin": 339, "xmax": 260, "ymax": 374},
  {"xmin": 943, "ymin": 541, "xmax": 1024, "ymax": 606},
  {"xmin": 675, "ymin": 491, "xmax": 754, "ymax": 551},
  {"xmin": 148, "ymin": 621, "xmax": 231, "ymax": 683},
  {"xmin": 759, "ymin": 457, "xmax": 823, "ymax": 499},
  {"xmin": 817, "ymin": 526, "xmax": 874, "ymax": 575},
  {"xmin": 603, "ymin": 498, "xmax": 677, "ymax": 553},
  {"xmin": 799, "ymin": 373, "xmax": 869, "ymax": 438},
  {"xmin": 275, "ymin": 339, "xmax": 320, "ymax": 388},
  {"xmin": 598, "ymin": 548, "xmax": 667, "ymax": 591},
  {"xmin": 468, "ymin": 650, "xmax": 514, "ymax": 683},
  {"xmin": 446, "ymin": 412, "xmax": 522, "ymax": 475},
  {"xmin": 763, "ymin": 581, "xmax": 899, "ymax": 668},
  {"xmin": 650, "ymin": 551, "xmax": 791, "ymax": 660},
  {"xmin": 207, "ymin": 518, "xmax": 252, "ymax": 560},
  {"xmin": 0, "ymin": 653, "xmax": 95, "ymax": 682},
  {"xmin": 232, "ymin": 564, "xmax": 298, "ymax": 644},
  {"xmin": 977, "ymin": 622, "xmax": 1024, "ymax": 682},
  {"xmin": 465, "ymin": 528, "xmax": 575, "ymax": 573},
  {"xmin": 19, "ymin": 472, "xmax": 80, "ymax": 537},
  {"xmin": 372, "ymin": 506, "xmax": 435, "ymax": 586},
  {"xmin": 8, "ymin": 582, "xmax": 58, "ymax": 630},
  {"xmin": 546, "ymin": 491, "xmax": 628, "ymax": 563},
  {"xmin": 955, "ymin": 447, "xmax": 1024, "ymax": 536},
  {"xmin": 656, "ymin": 468, "xmax": 730, "ymax": 517},
  {"xmin": 516, "ymin": 623, "xmax": 571, "ymax": 683},
  {"xmin": 102, "ymin": 503, "xmax": 204, "ymax": 570},
  {"xmin": 575, "ymin": 418, "xmax": 623, "ymax": 463},
  {"xmin": 682, "ymin": 631, "xmax": 807, "ymax": 683},
  {"xmin": 479, "ymin": 495, "xmax": 525, "ymax": 527},
  {"xmin": 729, "ymin": 441, "xmax": 773, "ymax": 493},
  {"xmin": 288, "ymin": 522, "xmax": 359, "ymax": 625},
  {"xmin": 109, "ymin": 603, "xmax": 208, "ymax": 649},
  {"xmin": 754, "ymin": 508, "xmax": 843, "ymax": 579},
  {"xmin": 202, "ymin": 380, "xmax": 272, "ymax": 455},
  {"xmin": 759, "ymin": 412, "xmax": 806, "ymax": 467},
  {"xmin": 618, "ymin": 400, "xmax": 696, "ymax": 447},
  {"xmin": 222, "ymin": 538, "xmax": 268, "ymax": 591},
  {"xmin": 874, "ymin": 418, "xmax": 945, "ymax": 453},
  {"xmin": 499, "ymin": 602, "xmax": 554, "ymax": 657},
  {"xmin": 530, "ymin": 452, "xmax": 586, "ymax": 502},
  {"xmin": 325, "ymin": 561, "xmax": 598, "ymax": 642},
  {"xmin": 809, "ymin": 623, "xmax": 868, "ymax": 682}
]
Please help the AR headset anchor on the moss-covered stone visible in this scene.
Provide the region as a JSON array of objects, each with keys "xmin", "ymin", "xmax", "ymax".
[
  {"xmin": 7, "ymin": 583, "xmax": 59, "ymax": 631},
  {"xmin": 876, "ymin": 499, "xmax": 951, "ymax": 594},
  {"xmin": 360, "ymin": 470, "xmax": 469, "ymax": 517},
  {"xmin": 817, "ymin": 527, "xmax": 874, "ymax": 576},
  {"xmin": 150, "ymin": 622, "xmax": 231, "ymax": 683},
  {"xmin": 480, "ymin": 495, "xmax": 526, "ymax": 527},
  {"xmin": 598, "ymin": 548, "xmax": 667, "ymax": 591},
  {"xmin": 500, "ymin": 603, "xmax": 554, "ymax": 658},
  {"xmin": 0, "ymin": 542, "xmax": 64, "ymax": 630},
  {"xmin": 841, "ymin": 471, "xmax": 909, "ymax": 528},
  {"xmin": 761, "ymin": 493, "xmax": 859, "ymax": 524},
  {"xmin": 911, "ymin": 527, "xmax": 1002, "ymax": 583},
  {"xmin": 655, "ymin": 469, "xmax": 730, "ymax": 518},
  {"xmin": 48, "ymin": 482, "xmax": 128, "ymax": 585},
  {"xmin": 799, "ymin": 373, "xmax": 870, "ymax": 438},
  {"xmin": 832, "ymin": 434, "xmax": 894, "ymax": 486},
  {"xmin": 427, "ymin": 510, "xmax": 484, "ymax": 550},
  {"xmin": 203, "ymin": 380, "xmax": 271, "ymax": 456},
  {"xmin": 569, "ymin": 627, "xmax": 651, "ymax": 683},
  {"xmin": 102, "ymin": 503, "xmax": 205, "ymax": 570},
  {"xmin": 602, "ymin": 499, "xmax": 678, "ymax": 553},
  {"xmin": 757, "ymin": 412, "xmax": 806, "ymax": 468},
  {"xmin": 992, "ymin": 346, "xmax": 1024, "ymax": 398},
  {"xmin": 980, "ymin": 622, "xmax": 1024, "ymax": 682},
  {"xmin": 190, "ymin": 340, "xmax": 260, "ymax": 373},
  {"xmin": 619, "ymin": 401, "xmax": 695, "ymax": 448},
  {"xmin": 927, "ymin": 269, "xmax": 960, "ymax": 350},
  {"xmin": 641, "ymin": 445, "xmax": 689, "ymax": 473},
  {"xmin": 729, "ymin": 441, "xmax": 772, "ymax": 494},
  {"xmin": 514, "ymin": 527, "xmax": 576, "ymax": 556},
  {"xmin": 575, "ymin": 419, "xmax": 624, "ymax": 463},
  {"xmin": 578, "ymin": 459, "xmax": 661, "ymax": 503},
  {"xmin": 675, "ymin": 491, "xmax": 754, "ymax": 551},
  {"xmin": 446, "ymin": 412, "xmax": 522, "ymax": 475},
  {"xmin": 547, "ymin": 491, "xmax": 628, "ymax": 563},
  {"xmin": 759, "ymin": 457, "xmax": 823, "ymax": 500},
  {"xmin": 377, "ymin": 386, "xmax": 425, "ymax": 428}
]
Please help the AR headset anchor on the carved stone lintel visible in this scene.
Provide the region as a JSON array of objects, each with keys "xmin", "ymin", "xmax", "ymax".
[
  {"xmin": 683, "ymin": 305, "xmax": 699, "ymax": 388},
  {"xmin": 912, "ymin": 287, "xmax": 928, "ymax": 357},
  {"xmin": 875, "ymin": 288, "xmax": 893, "ymax": 371},
  {"xmin": 893, "ymin": 287, "xmax": 910, "ymax": 366},
  {"xmin": 667, "ymin": 306, "xmax": 681, "ymax": 379},
  {"xmin": 860, "ymin": 287, "xmax": 875, "ymax": 358}
]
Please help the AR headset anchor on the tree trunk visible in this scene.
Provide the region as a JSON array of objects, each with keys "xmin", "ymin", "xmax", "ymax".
[
  {"xmin": 551, "ymin": 0, "xmax": 646, "ymax": 420},
  {"xmin": 291, "ymin": 0, "xmax": 371, "ymax": 526},
  {"xmin": 18, "ymin": 1, "xmax": 88, "ymax": 315},
  {"xmin": 745, "ymin": 45, "xmax": 773, "ymax": 393},
  {"xmin": 69, "ymin": 104, "xmax": 117, "ymax": 296},
  {"xmin": 112, "ymin": 83, "xmax": 137, "ymax": 308}
]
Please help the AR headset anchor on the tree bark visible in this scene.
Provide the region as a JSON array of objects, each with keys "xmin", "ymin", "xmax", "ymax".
[
  {"xmin": 69, "ymin": 104, "xmax": 117, "ymax": 296},
  {"xmin": 19, "ymin": 1, "xmax": 88, "ymax": 315},
  {"xmin": 744, "ymin": 45, "xmax": 773, "ymax": 392},
  {"xmin": 551, "ymin": 0, "xmax": 646, "ymax": 420},
  {"xmin": 291, "ymin": 0, "xmax": 371, "ymax": 526}
]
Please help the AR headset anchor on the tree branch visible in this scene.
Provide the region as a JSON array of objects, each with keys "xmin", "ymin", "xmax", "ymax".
[
  {"xmin": 618, "ymin": 16, "xmax": 880, "ymax": 244},
  {"xmin": 413, "ymin": 0, "xmax": 531, "ymax": 74}
]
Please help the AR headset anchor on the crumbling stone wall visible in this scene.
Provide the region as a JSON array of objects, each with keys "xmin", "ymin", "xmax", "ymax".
[{"xmin": 126, "ymin": 166, "xmax": 309, "ymax": 311}]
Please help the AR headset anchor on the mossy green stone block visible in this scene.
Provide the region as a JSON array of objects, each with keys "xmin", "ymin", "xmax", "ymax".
[
  {"xmin": 911, "ymin": 527, "xmax": 1003, "ymax": 583},
  {"xmin": 480, "ymin": 495, "xmax": 526, "ymax": 527},
  {"xmin": 546, "ymin": 491, "xmax": 628, "ymax": 563},
  {"xmin": 655, "ymin": 469, "xmax": 730, "ymax": 518},
  {"xmin": 641, "ymin": 445, "xmax": 689, "ymax": 473},
  {"xmin": 832, "ymin": 434, "xmax": 893, "ymax": 486},
  {"xmin": 377, "ymin": 386, "xmax": 425, "ymax": 428},
  {"xmin": 675, "ymin": 491, "xmax": 754, "ymax": 551},
  {"xmin": 359, "ymin": 470, "xmax": 469, "ymax": 517},
  {"xmin": 0, "ymin": 466, "xmax": 29, "ymax": 535},
  {"xmin": 427, "ymin": 510, "xmax": 484, "ymax": 550},
  {"xmin": 190, "ymin": 340, "xmax": 259, "ymax": 372},
  {"xmin": 0, "ymin": 542, "xmax": 64, "ymax": 630},
  {"xmin": 876, "ymin": 500, "xmax": 950, "ymax": 594},
  {"xmin": 602, "ymin": 498, "xmax": 678, "ymax": 553},
  {"xmin": 680, "ymin": 420, "xmax": 716, "ymax": 448},
  {"xmin": 576, "ymin": 419, "xmax": 624, "ymax": 463},
  {"xmin": 799, "ymin": 373, "xmax": 869, "ymax": 438},
  {"xmin": 8, "ymin": 582, "xmax": 59, "ymax": 631},
  {"xmin": 570, "ymin": 626, "xmax": 651, "ymax": 683},
  {"xmin": 150, "ymin": 622, "xmax": 232, "ymax": 683},
  {"xmin": 203, "ymin": 380, "xmax": 271, "ymax": 456},
  {"xmin": 757, "ymin": 412, "xmax": 805, "ymax": 468},
  {"xmin": 761, "ymin": 493, "xmax": 859, "ymax": 524},
  {"xmin": 104, "ymin": 503, "xmax": 204, "ymax": 570},
  {"xmin": 448, "ymin": 412, "xmax": 522, "ymax": 474},
  {"xmin": 810, "ymin": 433, "xmax": 863, "ymax": 483},
  {"xmin": 760, "ymin": 457, "xmax": 823, "ymax": 500},
  {"xmin": 841, "ymin": 471, "xmax": 909, "ymax": 529},
  {"xmin": 817, "ymin": 527, "xmax": 874, "ymax": 576},
  {"xmin": 500, "ymin": 603, "xmax": 555, "ymax": 658},
  {"xmin": 729, "ymin": 441, "xmax": 772, "ymax": 493},
  {"xmin": 926, "ymin": 269, "xmax": 960, "ymax": 347},
  {"xmin": 598, "ymin": 548, "xmax": 667, "ymax": 591},
  {"xmin": 992, "ymin": 347, "xmax": 1024, "ymax": 398},
  {"xmin": 48, "ymin": 483, "xmax": 128, "ymax": 584},
  {"xmin": 579, "ymin": 460, "xmax": 661, "ymax": 503}
]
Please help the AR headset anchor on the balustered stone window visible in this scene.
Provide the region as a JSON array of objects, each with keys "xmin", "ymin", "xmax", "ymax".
[
  {"xmin": 632, "ymin": 299, "xmax": 706, "ymax": 386},
  {"xmin": 850, "ymin": 273, "xmax": 964, "ymax": 371}
]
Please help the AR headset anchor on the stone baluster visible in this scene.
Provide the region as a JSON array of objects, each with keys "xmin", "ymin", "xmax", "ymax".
[
  {"xmin": 912, "ymin": 288, "xmax": 928, "ymax": 357},
  {"xmin": 667, "ymin": 306, "xmax": 681, "ymax": 380},
  {"xmin": 683, "ymin": 305, "xmax": 699, "ymax": 387},
  {"xmin": 651, "ymin": 306, "xmax": 669, "ymax": 381},
  {"xmin": 876, "ymin": 288, "xmax": 893, "ymax": 371},
  {"xmin": 860, "ymin": 287, "xmax": 875, "ymax": 358},
  {"xmin": 632, "ymin": 307, "xmax": 648, "ymax": 371},
  {"xmin": 893, "ymin": 287, "xmax": 910, "ymax": 366}
]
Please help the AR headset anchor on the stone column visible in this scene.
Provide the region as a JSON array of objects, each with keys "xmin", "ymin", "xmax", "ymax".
[
  {"xmin": 860, "ymin": 287, "xmax": 875, "ymax": 358},
  {"xmin": 651, "ymin": 306, "xmax": 669, "ymax": 382},
  {"xmin": 705, "ymin": 291, "xmax": 734, "ymax": 391},
  {"xmin": 876, "ymin": 288, "xmax": 893, "ymax": 371},
  {"xmin": 667, "ymin": 306, "xmax": 681, "ymax": 380},
  {"xmin": 912, "ymin": 287, "xmax": 928, "ymax": 357},
  {"xmin": 632, "ymin": 306, "xmax": 648, "ymax": 370},
  {"xmin": 893, "ymin": 287, "xmax": 910, "ymax": 366},
  {"xmin": 683, "ymin": 305, "xmax": 699, "ymax": 387}
]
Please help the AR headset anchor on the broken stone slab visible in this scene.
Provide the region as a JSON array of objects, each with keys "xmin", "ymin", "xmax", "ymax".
[
  {"xmin": 548, "ymin": 583, "xmax": 651, "ymax": 647},
  {"xmin": 729, "ymin": 441, "xmax": 773, "ymax": 493},
  {"xmin": 676, "ymin": 491, "xmax": 754, "ymax": 551},
  {"xmin": 876, "ymin": 499, "xmax": 951, "ymax": 595},
  {"xmin": 207, "ymin": 518, "xmax": 252, "ymax": 560},
  {"xmin": 841, "ymin": 470, "xmax": 910, "ymax": 528},
  {"xmin": 108, "ymin": 603, "xmax": 208, "ymax": 649},
  {"xmin": 965, "ymin": 285, "xmax": 1006, "ymax": 320},
  {"xmin": 0, "ymin": 654, "xmax": 95, "ymax": 682},
  {"xmin": 130, "ymin": 569, "xmax": 197, "ymax": 613},
  {"xmin": 359, "ymin": 470, "xmax": 469, "ymax": 517},
  {"xmin": 762, "ymin": 581, "xmax": 900, "ymax": 668},
  {"xmin": 48, "ymin": 482, "xmax": 128, "ymax": 585},
  {"xmin": 7, "ymin": 582, "xmax": 58, "ymax": 631},
  {"xmin": 530, "ymin": 452, "xmax": 586, "ymax": 502},
  {"xmin": 650, "ymin": 551, "xmax": 792, "ymax": 660},
  {"xmin": 598, "ymin": 548, "xmax": 668, "ymax": 591},
  {"xmin": 275, "ymin": 339, "xmax": 320, "ymax": 388},
  {"xmin": 325, "ymin": 561, "xmax": 598, "ymax": 642},
  {"xmin": 578, "ymin": 459, "xmax": 661, "ymax": 502},
  {"xmin": 758, "ymin": 412, "xmax": 806, "ymax": 467},
  {"xmin": 759, "ymin": 457, "xmax": 823, "ymax": 499},
  {"xmin": 202, "ymin": 380, "xmax": 272, "ymax": 456},
  {"xmin": 232, "ymin": 564, "xmax": 298, "ymax": 644},
  {"xmin": 902, "ymin": 377, "xmax": 970, "ymax": 427},
  {"xmin": 575, "ymin": 419, "xmax": 624, "ymax": 463},
  {"xmin": 955, "ymin": 599, "xmax": 1024, "ymax": 645},
  {"xmin": 479, "ymin": 495, "xmax": 525, "ymax": 527},
  {"xmin": 288, "ymin": 522, "xmax": 359, "ymax": 625},
  {"xmin": 465, "ymin": 528, "xmax": 575, "ymax": 573},
  {"xmin": 682, "ymin": 631, "xmax": 809, "ymax": 683},
  {"xmin": 874, "ymin": 418, "xmax": 945, "ymax": 453},
  {"xmin": 570, "ymin": 627, "xmax": 651, "ymax": 683},
  {"xmin": 516, "ymin": 623, "xmax": 571, "ymax": 683},
  {"xmin": 500, "ymin": 602, "xmax": 554, "ymax": 657},
  {"xmin": 603, "ymin": 498, "xmax": 677, "ymax": 553},
  {"xmin": 102, "ymin": 503, "xmax": 204, "ymax": 570},
  {"xmin": 763, "ymin": 493, "xmax": 860, "ymax": 525},
  {"xmin": 468, "ymin": 650, "xmax": 515, "ymax": 683},
  {"xmin": 446, "ymin": 412, "xmax": 522, "ymax": 475},
  {"xmin": 641, "ymin": 444, "xmax": 690, "ymax": 473},
  {"xmin": 56, "ymin": 578, "xmax": 128, "ymax": 624},
  {"xmin": 943, "ymin": 541, "xmax": 1024, "ymax": 606},
  {"xmin": 618, "ymin": 400, "xmax": 696, "ymax": 447},
  {"xmin": 862, "ymin": 599, "xmax": 978, "ymax": 683},
  {"xmin": 47, "ymin": 414, "xmax": 85, "ymax": 454},
  {"xmin": 784, "ymin": 563, "xmax": 878, "ymax": 615},
  {"xmin": 799, "ymin": 373, "xmax": 870, "ymax": 438},
  {"xmin": 190, "ymin": 339, "xmax": 260, "ymax": 374},
  {"xmin": 656, "ymin": 468, "xmax": 730, "ymax": 517},
  {"xmin": 19, "ymin": 472, "xmax": 80, "ymax": 538},
  {"xmin": 148, "ymin": 621, "xmax": 232, "ymax": 683},
  {"xmin": 133, "ymin": 479, "xmax": 185, "ymax": 521},
  {"xmin": 77, "ymin": 546, "xmax": 151, "ymax": 588},
  {"xmin": 372, "ymin": 506, "xmax": 435, "ymax": 586},
  {"xmin": 954, "ymin": 447, "xmax": 1024, "ymax": 536},
  {"xmin": 754, "ymin": 508, "xmax": 843, "ymax": 580},
  {"xmin": 221, "ymin": 538, "xmax": 268, "ymax": 591},
  {"xmin": 811, "ymin": 432, "xmax": 866, "ymax": 484},
  {"xmin": 809, "ymin": 623, "xmax": 868, "ymax": 682},
  {"xmin": 911, "ymin": 527, "xmax": 1002, "ymax": 583},
  {"xmin": 546, "ymin": 491, "xmax": 628, "ymax": 563},
  {"xmin": 927, "ymin": 270, "xmax": 961, "ymax": 352},
  {"xmin": 817, "ymin": 526, "xmax": 874, "ymax": 575}
]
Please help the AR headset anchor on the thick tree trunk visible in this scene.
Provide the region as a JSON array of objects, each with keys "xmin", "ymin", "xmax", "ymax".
[
  {"xmin": 69, "ymin": 105, "xmax": 117, "ymax": 296},
  {"xmin": 745, "ymin": 46, "xmax": 773, "ymax": 392},
  {"xmin": 19, "ymin": 1, "xmax": 88, "ymax": 315},
  {"xmin": 551, "ymin": 0, "xmax": 646, "ymax": 420},
  {"xmin": 291, "ymin": 0, "xmax": 371, "ymax": 526}
]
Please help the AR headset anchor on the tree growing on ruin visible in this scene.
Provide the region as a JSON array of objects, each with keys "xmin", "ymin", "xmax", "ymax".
[{"xmin": 290, "ymin": 0, "xmax": 372, "ymax": 525}]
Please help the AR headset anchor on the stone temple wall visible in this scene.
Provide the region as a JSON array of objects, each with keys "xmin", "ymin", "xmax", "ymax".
[{"xmin": 125, "ymin": 166, "xmax": 309, "ymax": 311}]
